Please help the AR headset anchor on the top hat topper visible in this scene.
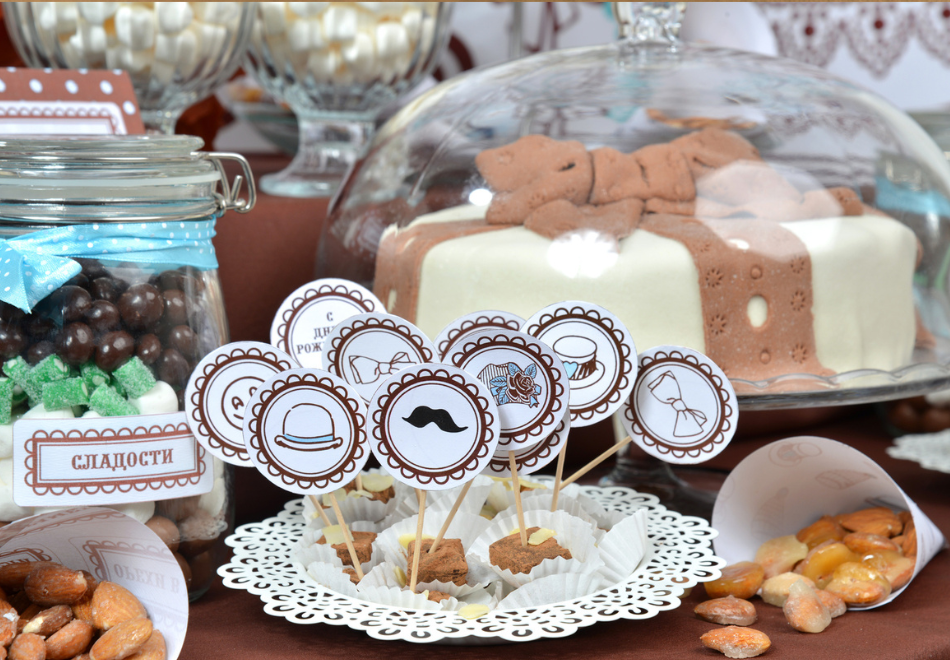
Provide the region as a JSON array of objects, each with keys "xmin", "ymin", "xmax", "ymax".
[{"xmin": 522, "ymin": 301, "xmax": 637, "ymax": 427}]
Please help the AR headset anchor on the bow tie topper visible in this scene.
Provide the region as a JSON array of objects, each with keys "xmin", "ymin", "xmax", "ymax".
[{"xmin": 621, "ymin": 346, "xmax": 737, "ymax": 464}]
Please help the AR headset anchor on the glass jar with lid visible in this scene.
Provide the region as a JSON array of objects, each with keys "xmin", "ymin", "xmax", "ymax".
[{"xmin": 0, "ymin": 135, "xmax": 254, "ymax": 600}]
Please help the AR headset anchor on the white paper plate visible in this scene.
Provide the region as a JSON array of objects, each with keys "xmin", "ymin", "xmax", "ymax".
[{"xmin": 218, "ymin": 482, "xmax": 725, "ymax": 644}]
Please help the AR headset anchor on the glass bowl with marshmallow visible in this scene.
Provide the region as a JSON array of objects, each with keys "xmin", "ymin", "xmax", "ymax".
[{"xmin": 3, "ymin": 2, "xmax": 255, "ymax": 133}]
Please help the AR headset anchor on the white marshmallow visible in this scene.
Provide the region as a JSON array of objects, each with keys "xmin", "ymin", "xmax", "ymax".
[
  {"xmin": 198, "ymin": 477, "xmax": 226, "ymax": 516},
  {"xmin": 108, "ymin": 500, "xmax": 156, "ymax": 525},
  {"xmin": 113, "ymin": 46, "xmax": 152, "ymax": 73},
  {"xmin": 157, "ymin": 2, "xmax": 194, "ymax": 34},
  {"xmin": 55, "ymin": 3, "xmax": 80, "ymax": 34},
  {"xmin": 78, "ymin": 2, "xmax": 118, "ymax": 25},
  {"xmin": 151, "ymin": 60, "xmax": 176, "ymax": 84},
  {"xmin": 342, "ymin": 31, "xmax": 376, "ymax": 80},
  {"xmin": 288, "ymin": 18, "xmax": 312, "ymax": 52},
  {"xmin": 213, "ymin": 457, "xmax": 225, "ymax": 480},
  {"xmin": 400, "ymin": 6, "xmax": 422, "ymax": 37},
  {"xmin": 22, "ymin": 404, "xmax": 75, "ymax": 421},
  {"xmin": 0, "ymin": 424, "xmax": 12, "ymax": 461},
  {"xmin": 375, "ymin": 21, "xmax": 408, "ymax": 61},
  {"xmin": 322, "ymin": 5, "xmax": 357, "ymax": 42},
  {"xmin": 105, "ymin": 45, "xmax": 120, "ymax": 70},
  {"xmin": 260, "ymin": 2, "xmax": 288, "ymax": 36},
  {"xmin": 115, "ymin": 5, "xmax": 155, "ymax": 49},
  {"xmin": 37, "ymin": 3, "xmax": 57, "ymax": 32},
  {"xmin": 130, "ymin": 381, "xmax": 179, "ymax": 415},
  {"xmin": 197, "ymin": 1, "xmax": 240, "ymax": 25},
  {"xmin": 81, "ymin": 410, "xmax": 102, "ymax": 418},
  {"xmin": 359, "ymin": 2, "xmax": 403, "ymax": 17},
  {"xmin": 0, "ymin": 459, "xmax": 32, "ymax": 522},
  {"xmin": 155, "ymin": 29, "xmax": 198, "ymax": 71},
  {"xmin": 79, "ymin": 23, "xmax": 108, "ymax": 54},
  {"xmin": 288, "ymin": 2, "xmax": 327, "ymax": 18},
  {"xmin": 306, "ymin": 48, "xmax": 339, "ymax": 81},
  {"xmin": 418, "ymin": 14, "xmax": 435, "ymax": 52},
  {"xmin": 196, "ymin": 22, "xmax": 227, "ymax": 59}
]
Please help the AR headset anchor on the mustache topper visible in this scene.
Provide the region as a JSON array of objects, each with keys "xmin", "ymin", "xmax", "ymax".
[{"xmin": 402, "ymin": 406, "xmax": 468, "ymax": 433}]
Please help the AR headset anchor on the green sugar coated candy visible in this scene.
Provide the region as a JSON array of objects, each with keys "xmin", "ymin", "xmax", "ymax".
[
  {"xmin": 80, "ymin": 363, "xmax": 111, "ymax": 392},
  {"xmin": 113, "ymin": 357, "xmax": 156, "ymax": 399},
  {"xmin": 3, "ymin": 357, "xmax": 38, "ymax": 403},
  {"xmin": 89, "ymin": 385, "xmax": 138, "ymax": 417},
  {"xmin": 26, "ymin": 356, "xmax": 70, "ymax": 407},
  {"xmin": 42, "ymin": 378, "xmax": 90, "ymax": 411},
  {"xmin": 0, "ymin": 378, "xmax": 12, "ymax": 424}
]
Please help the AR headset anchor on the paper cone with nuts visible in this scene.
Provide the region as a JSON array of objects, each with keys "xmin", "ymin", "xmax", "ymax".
[
  {"xmin": 712, "ymin": 436, "xmax": 945, "ymax": 609},
  {"xmin": 0, "ymin": 506, "xmax": 188, "ymax": 658}
]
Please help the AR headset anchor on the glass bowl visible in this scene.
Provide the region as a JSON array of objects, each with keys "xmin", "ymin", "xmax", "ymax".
[
  {"xmin": 3, "ymin": 2, "xmax": 255, "ymax": 133},
  {"xmin": 243, "ymin": 2, "xmax": 453, "ymax": 197},
  {"xmin": 319, "ymin": 6, "xmax": 950, "ymax": 411}
]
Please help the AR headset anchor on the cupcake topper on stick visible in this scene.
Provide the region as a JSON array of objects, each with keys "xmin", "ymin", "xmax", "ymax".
[
  {"xmin": 521, "ymin": 301, "xmax": 637, "ymax": 506},
  {"xmin": 367, "ymin": 363, "xmax": 500, "ymax": 589},
  {"xmin": 243, "ymin": 368, "xmax": 371, "ymax": 578},
  {"xmin": 435, "ymin": 310, "xmax": 525, "ymax": 360}
]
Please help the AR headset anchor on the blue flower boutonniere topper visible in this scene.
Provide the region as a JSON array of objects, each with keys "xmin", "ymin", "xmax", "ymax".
[{"xmin": 487, "ymin": 361, "xmax": 541, "ymax": 408}]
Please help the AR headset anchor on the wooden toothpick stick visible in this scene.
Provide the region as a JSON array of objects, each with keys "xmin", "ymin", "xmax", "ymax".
[
  {"xmin": 560, "ymin": 436, "xmax": 633, "ymax": 489},
  {"xmin": 308, "ymin": 494, "xmax": 333, "ymax": 527},
  {"xmin": 409, "ymin": 489, "xmax": 427, "ymax": 592},
  {"xmin": 509, "ymin": 451, "xmax": 528, "ymax": 548},
  {"xmin": 428, "ymin": 480, "xmax": 473, "ymax": 555},
  {"xmin": 327, "ymin": 491, "xmax": 364, "ymax": 581},
  {"xmin": 354, "ymin": 473, "xmax": 363, "ymax": 492},
  {"xmin": 550, "ymin": 443, "xmax": 568, "ymax": 512}
]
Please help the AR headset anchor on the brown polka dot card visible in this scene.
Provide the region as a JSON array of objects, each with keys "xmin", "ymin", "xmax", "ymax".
[{"xmin": 0, "ymin": 68, "xmax": 144, "ymax": 135}]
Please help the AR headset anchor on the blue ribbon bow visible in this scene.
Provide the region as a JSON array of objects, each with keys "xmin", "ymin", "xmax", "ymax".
[{"xmin": 0, "ymin": 217, "xmax": 219, "ymax": 313}]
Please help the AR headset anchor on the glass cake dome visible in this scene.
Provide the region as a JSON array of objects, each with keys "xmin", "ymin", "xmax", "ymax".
[{"xmin": 319, "ymin": 3, "xmax": 950, "ymax": 409}]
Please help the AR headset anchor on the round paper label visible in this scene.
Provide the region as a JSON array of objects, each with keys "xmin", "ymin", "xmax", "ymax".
[
  {"xmin": 270, "ymin": 278, "xmax": 382, "ymax": 369},
  {"xmin": 185, "ymin": 341, "xmax": 295, "ymax": 466},
  {"xmin": 522, "ymin": 301, "xmax": 637, "ymax": 427},
  {"xmin": 367, "ymin": 364, "xmax": 500, "ymax": 490},
  {"xmin": 483, "ymin": 411, "xmax": 570, "ymax": 477},
  {"xmin": 243, "ymin": 368, "xmax": 369, "ymax": 495},
  {"xmin": 323, "ymin": 313, "xmax": 436, "ymax": 403},
  {"xmin": 621, "ymin": 346, "xmax": 738, "ymax": 464},
  {"xmin": 434, "ymin": 310, "xmax": 525, "ymax": 360},
  {"xmin": 445, "ymin": 329, "xmax": 569, "ymax": 450}
]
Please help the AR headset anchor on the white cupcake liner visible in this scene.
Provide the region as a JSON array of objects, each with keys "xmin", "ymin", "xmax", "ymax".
[
  {"xmin": 376, "ymin": 511, "xmax": 491, "ymax": 579},
  {"xmin": 295, "ymin": 522, "xmax": 382, "ymax": 577},
  {"xmin": 595, "ymin": 508, "xmax": 649, "ymax": 585},
  {"xmin": 485, "ymin": 478, "xmax": 550, "ymax": 514},
  {"xmin": 575, "ymin": 491, "xmax": 628, "ymax": 531},
  {"xmin": 497, "ymin": 572, "xmax": 607, "ymax": 609},
  {"xmin": 469, "ymin": 509, "xmax": 604, "ymax": 588},
  {"xmin": 358, "ymin": 562, "xmax": 499, "ymax": 612},
  {"xmin": 358, "ymin": 561, "xmax": 407, "ymax": 590},
  {"xmin": 494, "ymin": 492, "xmax": 600, "ymax": 530},
  {"xmin": 305, "ymin": 560, "xmax": 361, "ymax": 599},
  {"xmin": 357, "ymin": 585, "xmax": 443, "ymax": 611},
  {"xmin": 386, "ymin": 476, "xmax": 495, "ymax": 526}
]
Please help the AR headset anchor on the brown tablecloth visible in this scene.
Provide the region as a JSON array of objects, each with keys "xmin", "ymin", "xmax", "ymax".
[{"xmin": 188, "ymin": 158, "xmax": 950, "ymax": 660}]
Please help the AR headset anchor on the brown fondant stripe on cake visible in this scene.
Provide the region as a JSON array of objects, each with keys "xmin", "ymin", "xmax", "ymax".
[{"xmin": 641, "ymin": 214, "xmax": 831, "ymax": 380}]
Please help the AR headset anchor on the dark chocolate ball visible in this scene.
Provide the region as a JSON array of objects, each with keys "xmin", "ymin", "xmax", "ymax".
[
  {"xmin": 76, "ymin": 258, "xmax": 108, "ymax": 280},
  {"xmin": 159, "ymin": 270, "xmax": 203, "ymax": 294},
  {"xmin": 136, "ymin": 334, "xmax": 163, "ymax": 365},
  {"xmin": 156, "ymin": 348, "xmax": 190, "ymax": 389},
  {"xmin": 89, "ymin": 277, "xmax": 127, "ymax": 303},
  {"xmin": 117, "ymin": 284, "xmax": 164, "ymax": 332},
  {"xmin": 56, "ymin": 286, "xmax": 93, "ymax": 323},
  {"xmin": 0, "ymin": 323, "xmax": 26, "ymax": 359},
  {"xmin": 167, "ymin": 325, "xmax": 199, "ymax": 362},
  {"xmin": 65, "ymin": 272, "xmax": 90, "ymax": 289},
  {"xmin": 56, "ymin": 322, "xmax": 95, "ymax": 366},
  {"xmin": 26, "ymin": 340, "xmax": 55, "ymax": 365},
  {"xmin": 0, "ymin": 302, "xmax": 24, "ymax": 324},
  {"xmin": 161, "ymin": 290, "xmax": 190, "ymax": 327},
  {"xmin": 84, "ymin": 300, "xmax": 121, "ymax": 335},
  {"xmin": 22, "ymin": 315, "xmax": 56, "ymax": 339},
  {"xmin": 96, "ymin": 330, "xmax": 135, "ymax": 371}
]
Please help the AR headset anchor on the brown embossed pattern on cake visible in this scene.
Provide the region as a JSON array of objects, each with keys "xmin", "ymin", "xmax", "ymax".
[{"xmin": 373, "ymin": 128, "xmax": 869, "ymax": 380}]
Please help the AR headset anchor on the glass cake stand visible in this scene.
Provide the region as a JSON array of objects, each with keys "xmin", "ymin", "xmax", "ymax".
[{"xmin": 319, "ymin": 2, "xmax": 950, "ymax": 518}]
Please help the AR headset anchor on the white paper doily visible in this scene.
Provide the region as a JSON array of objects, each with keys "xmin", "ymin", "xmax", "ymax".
[
  {"xmin": 888, "ymin": 430, "xmax": 950, "ymax": 473},
  {"xmin": 218, "ymin": 484, "xmax": 725, "ymax": 644}
]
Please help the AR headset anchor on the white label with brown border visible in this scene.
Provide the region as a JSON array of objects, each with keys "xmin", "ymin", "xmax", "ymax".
[{"xmin": 12, "ymin": 412, "xmax": 214, "ymax": 507}]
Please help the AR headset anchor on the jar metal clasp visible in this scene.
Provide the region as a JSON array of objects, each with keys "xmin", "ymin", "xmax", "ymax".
[{"xmin": 201, "ymin": 152, "xmax": 258, "ymax": 214}]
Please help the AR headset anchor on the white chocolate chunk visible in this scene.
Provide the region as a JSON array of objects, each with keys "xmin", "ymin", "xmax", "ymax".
[
  {"xmin": 0, "ymin": 459, "xmax": 32, "ymax": 521},
  {"xmin": 321, "ymin": 488, "xmax": 347, "ymax": 507},
  {"xmin": 323, "ymin": 5, "xmax": 357, "ymax": 42},
  {"xmin": 157, "ymin": 2, "xmax": 194, "ymax": 34},
  {"xmin": 346, "ymin": 489, "xmax": 373, "ymax": 499},
  {"xmin": 528, "ymin": 528, "xmax": 556, "ymax": 546},
  {"xmin": 322, "ymin": 524, "xmax": 349, "ymax": 546},
  {"xmin": 115, "ymin": 5, "xmax": 155, "ymax": 49},
  {"xmin": 130, "ymin": 381, "xmax": 179, "ymax": 415},
  {"xmin": 393, "ymin": 565, "xmax": 406, "ymax": 587},
  {"xmin": 458, "ymin": 604, "xmax": 490, "ymax": 620},
  {"xmin": 398, "ymin": 533, "xmax": 434, "ymax": 550},
  {"xmin": 78, "ymin": 2, "xmax": 119, "ymax": 25},
  {"xmin": 360, "ymin": 473, "xmax": 393, "ymax": 492}
]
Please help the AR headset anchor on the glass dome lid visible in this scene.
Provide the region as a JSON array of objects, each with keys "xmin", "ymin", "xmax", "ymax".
[{"xmin": 321, "ymin": 4, "xmax": 950, "ymax": 409}]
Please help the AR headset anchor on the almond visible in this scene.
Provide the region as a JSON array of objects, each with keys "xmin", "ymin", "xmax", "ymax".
[
  {"xmin": 125, "ymin": 630, "xmax": 165, "ymax": 660},
  {"xmin": 79, "ymin": 572, "xmax": 98, "ymax": 602},
  {"xmin": 72, "ymin": 594, "xmax": 95, "ymax": 626},
  {"xmin": 24, "ymin": 566, "xmax": 88, "ymax": 607},
  {"xmin": 0, "ymin": 600, "xmax": 17, "ymax": 646},
  {"xmin": 22, "ymin": 604, "xmax": 73, "ymax": 636},
  {"xmin": 91, "ymin": 583, "xmax": 146, "ymax": 632},
  {"xmin": 16, "ymin": 605, "xmax": 41, "ymax": 633},
  {"xmin": 0, "ymin": 563, "xmax": 58, "ymax": 592},
  {"xmin": 89, "ymin": 618, "xmax": 152, "ymax": 660},
  {"xmin": 46, "ymin": 619, "xmax": 95, "ymax": 660},
  {"xmin": 9, "ymin": 633, "xmax": 46, "ymax": 660}
]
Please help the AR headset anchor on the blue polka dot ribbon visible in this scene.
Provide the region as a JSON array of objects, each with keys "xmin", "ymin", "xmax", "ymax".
[{"xmin": 0, "ymin": 218, "xmax": 218, "ymax": 313}]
